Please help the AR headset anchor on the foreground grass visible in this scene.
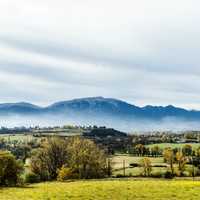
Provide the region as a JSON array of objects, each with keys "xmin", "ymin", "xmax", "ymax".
[{"xmin": 1, "ymin": 180, "xmax": 200, "ymax": 200}]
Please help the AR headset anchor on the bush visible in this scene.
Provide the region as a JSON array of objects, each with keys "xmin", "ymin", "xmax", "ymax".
[
  {"xmin": 25, "ymin": 172, "xmax": 40, "ymax": 183},
  {"xmin": 115, "ymin": 174, "xmax": 125, "ymax": 178},
  {"xmin": 57, "ymin": 166, "xmax": 78, "ymax": 181},
  {"xmin": 164, "ymin": 171, "xmax": 174, "ymax": 179},
  {"xmin": 129, "ymin": 163, "xmax": 140, "ymax": 168},
  {"xmin": 0, "ymin": 151, "xmax": 23, "ymax": 186}
]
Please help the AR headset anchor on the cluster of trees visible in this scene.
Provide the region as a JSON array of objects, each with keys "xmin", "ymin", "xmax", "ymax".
[
  {"xmin": 133, "ymin": 144, "xmax": 195, "ymax": 157},
  {"xmin": 0, "ymin": 137, "xmax": 111, "ymax": 186},
  {"xmin": 133, "ymin": 144, "xmax": 162, "ymax": 157},
  {"xmin": 162, "ymin": 147, "xmax": 192, "ymax": 177},
  {"xmin": 30, "ymin": 137, "xmax": 110, "ymax": 181},
  {"xmin": 138, "ymin": 145, "xmax": 200, "ymax": 178}
]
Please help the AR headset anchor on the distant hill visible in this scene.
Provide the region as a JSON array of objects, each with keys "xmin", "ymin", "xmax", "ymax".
[
  {"xmin": 83, "ymin": 127, "xmax": 127, "ymax": 137},
  {"xmin": 0, "ymin": 102, "xmax": 41, "ymax": 115},
  {"xmin": 1, "ymin": 97, "xmax": 200, "ymax": 131}
]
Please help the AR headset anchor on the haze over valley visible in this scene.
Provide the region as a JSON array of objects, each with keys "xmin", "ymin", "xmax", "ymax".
[{"xmin": 1, "ymin": 97, "xmax": 200, "ymax": 132}]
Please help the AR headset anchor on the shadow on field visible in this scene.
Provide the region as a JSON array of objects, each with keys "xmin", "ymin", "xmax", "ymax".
[{"xmin": 0, "ymin": 185, "xmax": 36, "ymax": 189}]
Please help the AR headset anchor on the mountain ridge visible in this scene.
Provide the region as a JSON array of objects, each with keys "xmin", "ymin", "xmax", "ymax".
[{"xmin": 0, "ymin": 97, "xmax": 200, "ymax": 120}]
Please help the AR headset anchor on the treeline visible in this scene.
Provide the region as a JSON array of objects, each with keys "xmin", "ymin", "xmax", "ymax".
[
  {"xmin": 0, "ymin": 137, "xmax": 111, "ymax": 186},
  {"xmin": 132, "ymin": 144, "xmax": 197, "ymax": 157}
]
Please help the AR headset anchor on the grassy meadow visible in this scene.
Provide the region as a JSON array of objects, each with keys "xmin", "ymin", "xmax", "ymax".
[
  {"xmin": 112, "ymin": 155, "xmax": 166, "ymax": 176},
  {"xmin": 146, "ymin": 143, "xmax": 200, "ymax": 150},
  {"xmin": 1, "ymin": 180, "xmax": 200, "ymax": 200}
]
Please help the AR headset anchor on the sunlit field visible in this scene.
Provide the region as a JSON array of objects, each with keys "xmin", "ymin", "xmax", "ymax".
[
  {"xmin": 1, "ymin": 180, "xmax": 200, "ymax": 200},
  {"xmin": 146, "ymin": 143, "xmax": 200, "ymax": 150}
]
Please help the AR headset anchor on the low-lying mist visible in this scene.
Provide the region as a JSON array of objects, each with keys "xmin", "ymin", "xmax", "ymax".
[{"xmin": 1, "ymin": 114, "xmax": 200, "ymax": 133}]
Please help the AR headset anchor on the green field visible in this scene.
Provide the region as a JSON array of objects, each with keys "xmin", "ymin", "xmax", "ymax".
[
  {"xmin": 0, "ymin": 134, "xmax": 34, "ymax": 142},
  {"xmin": 1, "ymin": 180, "xmax": 200, "ymax": 200},
  {"xmin": 112, "ymin": 155, "xmax": 166, "ymax": 176},
  {"xmin": 146, "ymin": 143, "xmax": 200, "ymax": 150}
]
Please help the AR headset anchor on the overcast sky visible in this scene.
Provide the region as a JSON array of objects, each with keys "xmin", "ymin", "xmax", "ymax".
[{"xmin": 0, "ymin": 0, "xmax": 200, "ymax": 109}]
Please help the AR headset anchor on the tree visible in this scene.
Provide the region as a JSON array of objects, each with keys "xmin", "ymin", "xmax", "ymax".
[
  {"xmin": 30, "ymin": 137, "xmax": 68, "ymax": 180},
  {"xmin": 135, "ymin": 144, "xmax": 146, "ymax": 156},
  {"xmin": 163, "ymin": 148, "xmax": 174, "ymax": 175},
  {"xmin": 140, "ymin": 157, "xmax": 152, "ymax": 176},
  {"xmin": 66, "ymin": 137, "xmax": 109, "ymax": 179},
  {"xmin": 0, "ymin": 151, "xmax": 23, "ymax": 186},
  {"xmin": 176, "ymin": 151, "xmax": 187, "ymax": 176},
  {"xmin": 182, "ymin": 145, "xmax": 192, "ymax": 156},
  {"xmin": 196, "ymin": 147, "xmax": 200, "ymax": 157},
  {"xmin": 151, "ymin": 146, "xmax": 160, "ymax": 157}
]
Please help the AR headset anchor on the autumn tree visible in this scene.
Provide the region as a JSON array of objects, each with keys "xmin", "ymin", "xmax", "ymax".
[
  {"xmin": 140, "ymin": 157, "xmax": 152, "ymax": 176},
  {"xmin": 30, "ymin": 137, "xmax": 68, "ymax": 180},
  {"xmin": 66, "ymin": 137, "xmax": 109, "ymax": 179},
  {"xmin": 176, "ymin": 151, "xmax": 187, "ymax": 176},
  {"xmin": 163, "ymin": 148, "xmax": 174, "ymax": 175}
]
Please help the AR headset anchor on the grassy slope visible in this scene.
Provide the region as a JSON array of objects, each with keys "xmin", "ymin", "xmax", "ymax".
[{"xmin": 1, "ymin": 180, "xmax": 200, "ymax": 200}]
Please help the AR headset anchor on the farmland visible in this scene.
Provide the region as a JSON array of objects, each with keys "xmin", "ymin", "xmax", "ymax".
[
  {"xmin": 1, "ymin": 180, "xmax": 200, "ymax": 200},
  {"xmin": 111, "ymin": 155, "xmax": 195, "ymax": 177},
  {"xmin": 112, "ymin": 155, "xmax": 164, "ymax": 175},
  {"xmin": 146, "ymin": 143, "xmax": 200, "ymax": 150}
]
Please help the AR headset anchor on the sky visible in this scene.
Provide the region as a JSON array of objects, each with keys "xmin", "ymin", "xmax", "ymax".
[{"xmin": 0, "ymin": 0, "xmax": 200, "ymax": 109}]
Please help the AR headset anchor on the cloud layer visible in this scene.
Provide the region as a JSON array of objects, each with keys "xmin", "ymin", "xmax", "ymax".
[{"xmin": 0, "ymin": 0, "xmax": 200, "ymax": 109}]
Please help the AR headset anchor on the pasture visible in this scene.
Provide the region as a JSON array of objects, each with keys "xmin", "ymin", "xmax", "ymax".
[
  {"xmin": 111, "ymin": 154, "xmax": 195, "ymax": 177},
  {"xmin": 112, "ymin": 155, "xmax": 166, "ymax": 176},
  {"xmin": 1, "ymin": 180, "xmax": 200, "ymax": 200},
  {"xmin": 146, "ymin": 143, "xmax": 200, "ymax": 150}
]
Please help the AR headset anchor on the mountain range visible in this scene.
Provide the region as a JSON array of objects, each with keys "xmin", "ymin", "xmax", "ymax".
[
  {"xmin": 1, "ymin": 97, "xmax": 200, "ymax": 131},
  {"xmin": 0, "ymin": 96, "xmax": 199, "ymax": 119}
]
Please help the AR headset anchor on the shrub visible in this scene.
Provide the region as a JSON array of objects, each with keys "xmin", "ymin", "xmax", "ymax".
[
  {"xmin": 25, "ymin": 172, "xmax": 40, "ymax": 183},
  {"xmin": 115, "ymin": 174, "xmax": 125, "ymax": 178},
  {"xmin": 0, "ymin": 151, "xmax": 23, "ymax": 186},
  {"xmin": 57, "ymin": 166, "xmax": 78, "ymax": 181},
  {"xmin": 129, "ymin": 163, "xmax": 140, "ymax": 168},
  {"xmin": 164, "ymin": 171, "xmax": 174, "ymax": 179}
]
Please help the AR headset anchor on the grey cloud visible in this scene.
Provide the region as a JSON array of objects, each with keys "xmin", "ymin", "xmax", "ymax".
[{"xmin": 0, "ymin": 0, "xmax": 200, "ymax": 109}]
